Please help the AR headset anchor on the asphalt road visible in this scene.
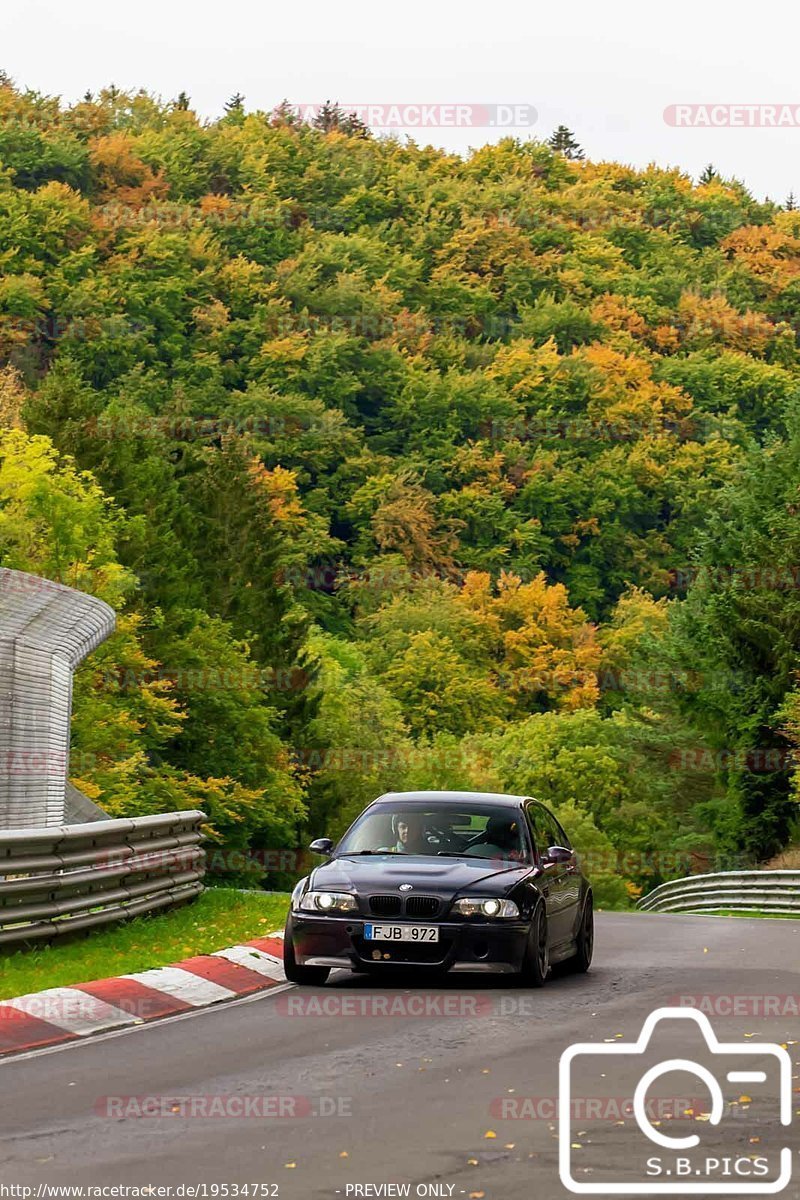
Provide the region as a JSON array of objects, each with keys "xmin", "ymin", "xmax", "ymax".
[{"xmin": 1, "ymin": 912, "xmax": 798, "ymax": 1200}]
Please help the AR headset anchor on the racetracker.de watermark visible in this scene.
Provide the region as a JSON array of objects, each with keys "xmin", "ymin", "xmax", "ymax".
[
  {"xmin": 94, "ymin": 1095, "xmax": 351, "ymax": 1118},
  {"xmin": 671, "ymin": 993, "xmax": 800, "ymax": 1019},
  {"xmin": 292, "ymin": 103, "xmax": 537, "ymax": 128},
  {"xmin": 491, "ymin": 1095, "xmax": 734, "ymax": 1122},
  {"xmin": 275, "ymin": 993, "xmax": 555, "ymax": 1018},
  {"xmin": 665, "ymin": 104, "xmax": 800, "ymax": 127}
]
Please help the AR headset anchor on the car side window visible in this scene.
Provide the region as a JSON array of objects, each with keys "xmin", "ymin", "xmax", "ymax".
[
  {"xmin": 524, "ymin": 804, "xmax": 547, "ymax": 862},
  {"xmin": 530, "ymin": 804, "xmax": 571, "ymax": 854},
  {"xmin": 545, "ymin": 808, "xmax": 571, "ymax": 850}
]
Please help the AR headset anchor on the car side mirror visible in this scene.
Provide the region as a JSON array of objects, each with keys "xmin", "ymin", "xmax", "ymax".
[
  {"xmin": 543, "ymin": 844, "xmax": 573, "ymax": 866},
  {"xmin": 309, "ymin": 837, "xmax": 333, "ymax": 856}
]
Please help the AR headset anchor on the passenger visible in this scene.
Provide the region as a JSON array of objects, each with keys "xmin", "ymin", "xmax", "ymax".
[{"xmin": 464, "ymin": 815, "xmax": 523, "ymax": 862}]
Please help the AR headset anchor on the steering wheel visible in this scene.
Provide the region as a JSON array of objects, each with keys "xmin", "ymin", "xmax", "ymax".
[{"xmin": 462, "ymin": 831, "xmax": 488, "ymax": 849}]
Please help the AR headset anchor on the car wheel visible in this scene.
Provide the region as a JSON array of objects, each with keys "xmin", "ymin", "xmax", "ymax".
[
  {"xmin": 564, "ymin": 894, "xmax": 594, "ymax": 974},
  {"xmin": 283, "ymin": 919, "xmax": 331, "ymax": 986},
  {"xmin": 518, "ymin": 903, "xmax": 549, "ymax": 987}
]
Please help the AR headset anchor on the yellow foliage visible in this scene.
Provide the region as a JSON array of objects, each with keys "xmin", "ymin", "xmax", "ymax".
[
  {"xmin": 458, "ymin": 570, "xmax": 601, "ymax": 711},
  {"xmin": 577, "ymin": 343, "xmax": 692, "ymax": 432},
  {"xmin": 487, "ymin": 337, "xmax": 561, "ymax": 397},
  {"xmin": 248, "ymin": 461, "xmax": 305, "ymax": 523}
]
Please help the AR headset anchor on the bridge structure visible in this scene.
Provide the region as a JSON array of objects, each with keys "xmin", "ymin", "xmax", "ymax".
[
  {"xmin": 0, "ymin": 569, "xmax": 205, "ymax": 945},
  {"xmin": 0, "ymin": 568, "xmax": 116, "ymax": 829}
]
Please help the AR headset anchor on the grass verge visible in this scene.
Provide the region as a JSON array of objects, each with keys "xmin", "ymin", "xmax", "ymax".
[
  {"xmin": 699, "ymin": 908, "xmax": 799, "ymax": 920},
  {"xmin": 0, "ymin": 888, "xmax": 291, "ymax": 1002}
]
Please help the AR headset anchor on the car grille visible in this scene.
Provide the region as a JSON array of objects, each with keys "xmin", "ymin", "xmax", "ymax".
[
  {"xmin": 368, "ymin": 894, "xmax": 403, "ymax": 916},
  {"xmin": 367, "ymin": 894, "xmax": 442, "ymax": 918},
  {"xmin": 404, "ymin": 895, "xmax": 440, "ymax": 918}
]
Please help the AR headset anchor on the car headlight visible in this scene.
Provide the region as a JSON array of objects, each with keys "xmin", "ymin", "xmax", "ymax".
[
  {"xmin": 297, "ymin": 890, "xmax": 358, "ymax": 914},
  {"xmin": 451, "ymin": 897, "xmax": 520, "ymax": 918}
]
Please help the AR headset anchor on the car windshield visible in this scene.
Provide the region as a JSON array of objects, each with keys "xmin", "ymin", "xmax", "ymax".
[{"xmin": 336, "ymin": 803, "xmax": 531, "ymax": 862}]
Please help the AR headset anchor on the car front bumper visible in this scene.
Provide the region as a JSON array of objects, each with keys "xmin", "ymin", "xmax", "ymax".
[{"xmin": 287, "ymin": 913, "xmax": 530, "ymax": 974}]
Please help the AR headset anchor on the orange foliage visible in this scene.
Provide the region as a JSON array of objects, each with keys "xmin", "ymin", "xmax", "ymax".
[
  {"xmin": 721, "ymin": 216, "xmax": 800, "ymax": 294},
  {"xmin": 676, "ymin": 291, "xmax": 775, "ymax": 355},
  {"xmin": 89, "ymin": 133, "xmax": 168, "ymax": 205}
]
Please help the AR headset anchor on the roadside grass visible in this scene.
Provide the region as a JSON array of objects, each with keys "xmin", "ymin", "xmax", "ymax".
[
  {"xmin": 0, "ymin": 888, "xmax": 290, "ymax": 1002},
  {"xmin": 688, "ymin": 909, "xmax": 799, "ymax": 920}
]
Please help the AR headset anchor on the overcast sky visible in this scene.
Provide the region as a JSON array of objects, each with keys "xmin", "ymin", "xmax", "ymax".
[{"xmin": 3, "ymin": 0, "xmax": 800, "ymax": 201}]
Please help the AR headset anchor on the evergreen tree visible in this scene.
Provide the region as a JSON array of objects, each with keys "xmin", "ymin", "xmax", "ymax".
[
  {"xmin": 547, "ymin": 125, "xmax": 584, "ymax": 159},
  {"xmin": 312, "ymin": 100, "xmax": 370, "ymax": 138},
  {"xmin": 270, "ymin": 99, "xmax": 300, "ymax": 126},
  {"xmin": 224, "ymin": 92, "xmax": 245, "ymax": 114}
]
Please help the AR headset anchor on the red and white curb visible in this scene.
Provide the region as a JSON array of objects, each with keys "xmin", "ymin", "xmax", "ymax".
[{"xmin": 0, "ymin": 932, "xmax": 286, "ymax": 1058}]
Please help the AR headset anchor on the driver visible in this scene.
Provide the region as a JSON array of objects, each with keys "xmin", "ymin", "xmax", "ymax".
[{"xmin": 390, "ymin": 812, "xmax": 429, "ymax": 854}]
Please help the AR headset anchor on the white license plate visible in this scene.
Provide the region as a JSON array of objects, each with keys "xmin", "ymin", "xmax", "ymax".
[{"xmin": 364, "ymin": 923, "xmax": 439, "ymax": 943}]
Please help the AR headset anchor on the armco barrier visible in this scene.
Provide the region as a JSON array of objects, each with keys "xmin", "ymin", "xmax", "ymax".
[
  {"xmin": 0, "ymin": 810, "xmax": 205, "ymax": 947},
  {"xmin": 637, "ymin": 870, "xmax": 800, "ymax": 916}
]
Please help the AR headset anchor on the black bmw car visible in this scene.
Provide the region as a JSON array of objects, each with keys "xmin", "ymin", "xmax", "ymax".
[{"xmin": 283, "ymin": 790, "xmax": 593, "ymax": 986}]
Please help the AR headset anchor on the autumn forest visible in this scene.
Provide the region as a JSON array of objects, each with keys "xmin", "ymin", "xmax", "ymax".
[{"xmin": 2, "ymin": 82, "xmax": 800, "ymax": 904}]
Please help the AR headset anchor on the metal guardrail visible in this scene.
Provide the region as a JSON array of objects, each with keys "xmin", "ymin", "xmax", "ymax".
[
  {"xmin": 0, "ymin": 810, "xmax": 205, "ymax": 947},
  {"xmin": 637, "ymin": 870, "xmax": 800, "ymax": 916}
]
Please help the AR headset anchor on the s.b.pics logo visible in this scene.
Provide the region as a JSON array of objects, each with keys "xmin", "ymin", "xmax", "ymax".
[{"xmin": 559, "ymin": 1008, "xmax": 793, "ymax": 1194}]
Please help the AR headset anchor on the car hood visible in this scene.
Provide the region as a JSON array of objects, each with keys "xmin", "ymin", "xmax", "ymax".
[{"xmin": 311, "ymin": 854, "xmax": 530, "ymax": 896}]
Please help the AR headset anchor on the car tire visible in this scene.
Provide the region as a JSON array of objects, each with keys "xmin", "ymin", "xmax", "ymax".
[
  {"xmin": 283, "ymin": 919, "xmax": 331, "ymax": 986},
  {"xmin": 517, "ymin": 903, "xmax": 549, "ymax": 988},
  {"xmin": 564, "ymin": 894, "xmax": 594, "ymax": 974}
]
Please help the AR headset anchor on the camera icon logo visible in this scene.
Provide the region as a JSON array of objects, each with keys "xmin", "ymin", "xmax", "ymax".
[{"xmin": 559, "ymin": 1007, "xmax": 793, "ymax": 1194}]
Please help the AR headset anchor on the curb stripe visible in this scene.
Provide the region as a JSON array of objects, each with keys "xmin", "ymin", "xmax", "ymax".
[
  {"xmin": 121, "ymin": 967, "xmax": 236, "ymax": 1007},
  {"xmin": 176, "ymin": 954, "xmax": 274, "ymax": 993},
  {"xmin": 3, "ymin": 987, "xmax": 140, "ymax": 1035},
  {"xmin": 0, "ymin": 928, "xmax": 288, "ymax": 1058},
  {"xmin": 77, "ymin": 976, "xmax": 194, "ymax": 1020},
  {"xmin": 213, "ymin": 945, "xmax": 286, "ymax": 981},
  {"xmin": 0, "ymin": 1007, "xmax": 79, "ymax": 1054},
  {"xmin": 246, "ymin": 935, "xmax": 286, "ymax": 960}
]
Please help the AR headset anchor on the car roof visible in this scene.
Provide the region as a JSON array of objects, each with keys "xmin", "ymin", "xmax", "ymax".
[{"xmin": 371, "ymin": 790, "xmax": 531, "ymax": 809}]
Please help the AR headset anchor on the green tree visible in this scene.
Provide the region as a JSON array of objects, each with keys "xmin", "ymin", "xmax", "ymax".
[
  {"xmin": 224, "ymin": 92, "xmax": 245, "ymax": 113},
  {"xmin": 547, "ymin": 125, "xmax": 585, "ymax": 160},
  {"xmin": 311, "ymin": 101, "xmax": 370, "ymax": 138}
]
